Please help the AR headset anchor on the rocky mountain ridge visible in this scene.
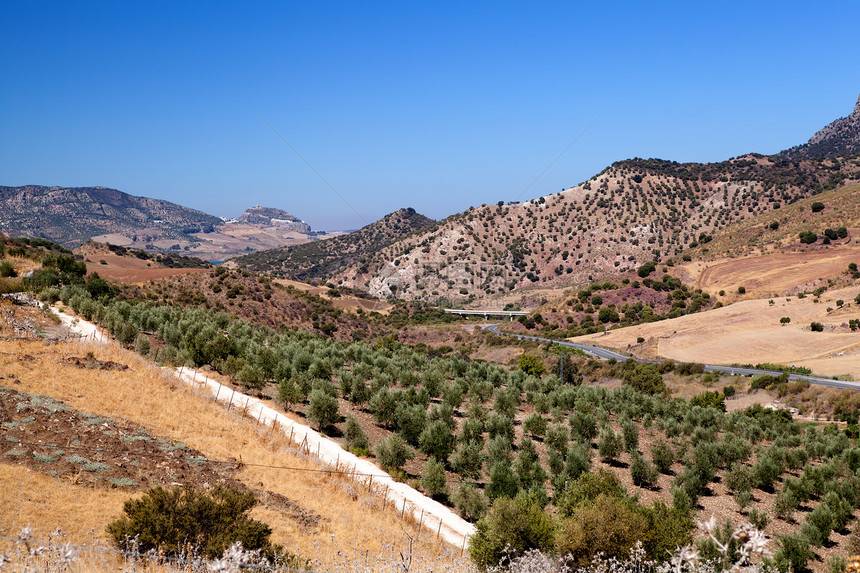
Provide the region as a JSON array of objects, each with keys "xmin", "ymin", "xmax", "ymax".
[
  {"xmin": 781, "ymin": 94, "xmax": 860, "ymax": 159},
  {"xmin": 0, "ymin": 185, "xmax": 220, "ymax": 248}
]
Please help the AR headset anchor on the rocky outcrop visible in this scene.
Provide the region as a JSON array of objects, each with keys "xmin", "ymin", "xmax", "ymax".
[
  {"xmin": 236, "ymin": 206, "xmax": 311, "ymax": 233},
  {"xmin": 781, "ymin": 94, "xmax": 860, "ymax": 159}
]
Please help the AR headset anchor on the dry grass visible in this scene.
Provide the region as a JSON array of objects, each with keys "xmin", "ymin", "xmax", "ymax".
[
  {"xmin": 0, "ymin": 464, "xmax": 130, "ymax": 541},
  {"xmin": 571, "ymin": 285, "xmax": 860, "ymax": 380},
  {"xmin": 0, "ymin": 332, "xmax": 462, "ymax": 568}
]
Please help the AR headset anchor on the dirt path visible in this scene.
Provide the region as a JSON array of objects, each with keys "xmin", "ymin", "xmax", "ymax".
[{"xmin": 56, "ymin": 309, "xmax": 475, "ymax": 548}]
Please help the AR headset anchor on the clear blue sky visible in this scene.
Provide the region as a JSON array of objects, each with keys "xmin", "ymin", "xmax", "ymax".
[{"xmin": 2, "ymin": 1, "xmax": 858, "ymax": 230}]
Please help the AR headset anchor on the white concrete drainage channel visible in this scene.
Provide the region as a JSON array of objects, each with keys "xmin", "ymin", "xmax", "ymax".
[{"xmin": 54, "ymin": 308, "xmax": 476, "ymax": 548}]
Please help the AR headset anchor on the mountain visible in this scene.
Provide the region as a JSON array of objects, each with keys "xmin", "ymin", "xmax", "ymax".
[
  {"xmin": 0, "ymin": 185, "xmax": 221, "ymax": 248},
  {"xmin": 327, "ymin": 95, "xmax": 860, "ymax": 304},
  {"xmin": 235, "ymin": 206, "xmax": 311, "ymax": 233},
  {"xmin": 781, "ymin": 94, "xmax": 860, "ymax": 159},
  {"xmin": 233, "ymin": 208, "xmax": 435, "ymax": 281},
  {"xmin": 333, "ymin": 155, "xmax": 859, "ymax": 304}
]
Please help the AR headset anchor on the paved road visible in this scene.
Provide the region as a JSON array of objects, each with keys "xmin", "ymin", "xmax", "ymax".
[{"xmin": 483, "ymin": 324, "xmax": 860, "ymax": 392}]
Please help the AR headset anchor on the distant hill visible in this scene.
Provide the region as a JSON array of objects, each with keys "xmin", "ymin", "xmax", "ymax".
[
  {"xmin": 781, "ymin": 94, "xmax": 860, "ymax": 159},
  {"xmin": 233, "ymin": 208, "xmax": 435, "ymax": 281},
  {"xmin": 333, "ymin": 155, "xmax": 859, "ymax": 304},
  {"xmin": 0, "ymin": 185, "xmax": 220, "ymax": 248},
  {"xmin": 235, "ymin": 206, "xmax": 311, "ymax": 233}
]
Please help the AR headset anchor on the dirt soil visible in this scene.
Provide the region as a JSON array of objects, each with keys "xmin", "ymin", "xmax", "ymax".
[
  {"xmin": 680, "ymin": 243, "xmax": 860, "ymax": 299},
  {"xmin": 0, "ymin": 385, "xmax": 241, "ymax": 491},
  {"xmin": 571, "ymin": 285, "xmax": 860, "ymax": 379},
  {"xmin": 83, "ymin": 252, "xmax": 210, "ymax": 283}
]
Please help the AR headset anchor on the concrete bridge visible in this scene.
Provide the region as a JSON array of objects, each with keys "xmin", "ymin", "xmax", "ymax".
[{"xmin": 443, "ymin": 308, "xmax": 529, "ymax": 320}]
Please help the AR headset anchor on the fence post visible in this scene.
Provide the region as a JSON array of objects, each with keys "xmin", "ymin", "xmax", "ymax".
[{"xmin": 227, "ymin": 388, "xmax": 236, "ymax": 411}]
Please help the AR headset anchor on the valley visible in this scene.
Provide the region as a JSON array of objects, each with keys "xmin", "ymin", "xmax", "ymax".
[{"xmin": 3, "ymin": 93, "xmax": 860, "ymax": 572}]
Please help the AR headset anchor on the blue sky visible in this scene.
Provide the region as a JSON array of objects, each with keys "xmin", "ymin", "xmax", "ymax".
[{"xmin": 2, "ymin": 1, "xmax": 858, "ymax": 230}]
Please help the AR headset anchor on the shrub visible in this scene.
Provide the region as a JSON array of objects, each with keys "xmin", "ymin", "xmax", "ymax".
[
  {"xmin": 469, "ymin": 492, "xmax": 556, "ymax": 570},
  {"xmin": 651, "ymin": 439, "xmax": 675, "ymax": 474},
  {"xmin": 597, "ymin": 426, "xmax": 622, "ymax": 463},
  {"xmin": 451, "ymin": 440, "xmax": 484, "ymax": 479},
  {"xmin": 811, "ymin": 201, "xmax": 825, "ymax": 212},
  {"xmin": 515, "ymin": 437, "xmax": 548, "ymax": 491},
  {"xmin": 452, "ymin": 483, "xmax": 488, "ymax": 521},
  {"xmin": 630, "ymin": 453, "xmax": 657, "ymax": 488},
  {"xmin": 420, "ymin": 457, "xmax": 448, "ymax": 498},
  {"xmin": 374, "ymin": 434, "xmax": 413, "ymax": 470},
  {"xmin": 748, "ymin": 507, "xmax": 770, "ymax": 530},
  {"xmin": 306, "ymin": 387, "xmax": 339, "ymax": 432},
  {"xmin": 419, "ymin": 420, "xmax": 456, "ymax": 461},
  {"xmin": 569, "ymin": 410, "xmax": 597, "ymax": 443},
  {"xmin": 556, "ymin": 468, "xmax": 625, "ymax": 517},
  {"xmin": 737, "ymin": 286, "xmax": 746, "ymax": 295},
  {"xmin": 343, "ymin": 415, "xmax": 368, "ymax": 453},
  {"xmin": 810, "ymin": 321, "xmax": 824, "ymax": 332},
  {"xmin": 518, "ymin": 354, "xmax": 546, "ymax": 376},
  {"xmin": 523, "ymin": 412, "xmax": 547, "ymax": 437},
  {"xmin": 690, "ymin": 390, "xmax": 726, "ymax": 411},
  {"xmin": 557, "ymin": 494, "xmax": 691, "ymax": 568},
  {"xmin": 394, "ymin": 403, "xmax": 427, "ymax": 445},
  {"xmin": 107, "ymin": 485, "xmax": 275, "ymax": 559},
  {"xmin": 774, "ymin": 533, "xmax": 814, "ymax": 572},
  {"xmin": 486, "ymin": 460, "xmax": 519, "ymax": 501},
  {"xmin": 799, "ymin": 231, "xmax": 818, "ymax": 244},
  {"xmin": 637, "ymin": 262, "xmax": 656, "ymax": 278},
  {"xmin": 0, "ymin": 261, "xmax": 16, "ymax": 278},
  {"xmin": 621, "ymin": 419, "xmax": 639, "ymax": 452},
  {"xmin": 623, "ymin": 363, "xmax": 666, "ymax": 395},
  {"xmin": 559, "ymin": 443, "xmax": 592, "ymax": 485}
]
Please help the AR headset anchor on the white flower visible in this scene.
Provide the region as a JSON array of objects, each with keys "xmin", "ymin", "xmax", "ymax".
[{"xmin": 697, "ymin": 516, "xmax": 718, "ymax": 537}]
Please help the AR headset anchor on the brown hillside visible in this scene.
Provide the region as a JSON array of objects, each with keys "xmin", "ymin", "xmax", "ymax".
[
  {"xmin": 571, "ymin": 284, "xmax": 860, "ymax": 380},
  {"xmin": 234, "ymin": 208, "xmax": 435, "ymax": 281},
  {"xmin": 335, "ymin": 156, "xmax": 860, "ymax": 304},
  {"xmin": 0, "ymin": 301, "xmax": 454, "ymax": 567},
  {"xmin": 122, "ymin": 267, "xmax": 381, "ymax": 340}
]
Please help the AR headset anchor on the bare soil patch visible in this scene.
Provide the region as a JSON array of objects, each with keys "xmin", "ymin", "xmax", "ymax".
[
  {"xmin": 0, "ymin": 385, "xmax": 240, "ymax": 491},
  {"xmin": 572, "ymin": 285, "xmax": 860, "ymax": 379},
  {"xmin": 682, "ymin": 242, "xmax": 860, "ymax": 299}
]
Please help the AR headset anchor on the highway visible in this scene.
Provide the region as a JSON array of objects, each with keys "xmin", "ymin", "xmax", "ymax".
[{"xmin": 483, "ymin": 324, "xmax": 860, "ymax": 392}]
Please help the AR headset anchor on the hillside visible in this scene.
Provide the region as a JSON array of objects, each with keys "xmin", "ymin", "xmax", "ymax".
[
  {"xmin": 0, "ymin": 185, "xmax": 221, "ymax": 248},
  {"xmin": 782, "ymin": 94, "xmax": 860, "ymax": 159},
  {"xmin": 28, "ymin": 289, "xmax": 860, "ymax": 571},
  {"xmin": 0, "ymin": 301, "xmax": 454, "ymax": 569},
  {"xmin": 680, "ymin": 182, "xmax": 860, "ymax": 263},
  {"xmin": 121, "ymin": 266, "xmax": 381, "ymax": 340},
  {"xmin": 233, "ymin": 207, "xmax": 435, "ymax": 281},
  {"xmin": 333, "ymin": 155, "xmax": 860, "ymax": 304},
  {"xmin": 570, "ymin": 283, "xmax": 860, "ymax": 381},
  {"xmin": 235, "ymin": 205, "xmax": 310, "ymax": 232}
]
